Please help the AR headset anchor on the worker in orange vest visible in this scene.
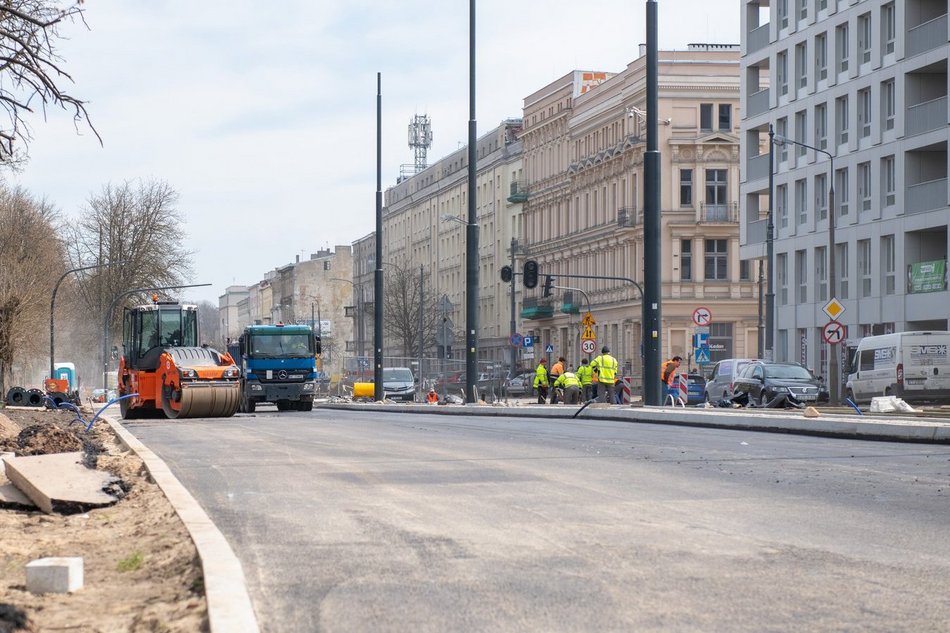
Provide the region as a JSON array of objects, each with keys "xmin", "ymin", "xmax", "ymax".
[
  {"xmin": 661, "ymin": 356, "xmax": 683, "ymax": 400},
  {"xmin": 549, "ymin": 356, "xmax": 565, "ymax": 404},
  {"xmin": 426, "ymin": 388, "xmax": 439, "ymax": 404}
]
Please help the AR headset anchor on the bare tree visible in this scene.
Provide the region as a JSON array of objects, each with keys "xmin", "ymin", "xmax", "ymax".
[
  {"xmin": 0, "ymin": 1, "xmax": 100, "ymax": 165},
  {"xmin": 0, "ymin": 184, "xmax": 64, "ymax": 394},
  {"xmin": 382, "ymin": 265, "xmax": 442, "ymax": 357},
  {"xmin": 61, "ymin": 179, "xmax": 195, "ymax": 362},
  {"xmin": 195, "ymin": 300, "xmax": 220, "ymax": 347}
]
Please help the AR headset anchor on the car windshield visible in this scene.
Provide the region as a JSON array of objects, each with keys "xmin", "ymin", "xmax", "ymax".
[
  {"xmin": 383, "ymin": 368, "xmax": 413, "ymax": 382},
  {"xmin": 765, "ymin": 364, "xmax": 813, "ymax": 380},
  {"xmin": 249, "ymin": 333, "xmax": 312, "ymax": 358}
]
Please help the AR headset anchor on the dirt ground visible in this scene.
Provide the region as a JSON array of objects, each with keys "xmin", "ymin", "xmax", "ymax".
[{"xmin": 0, "ymin": 406, "xmax": 208, "ymax": 633}]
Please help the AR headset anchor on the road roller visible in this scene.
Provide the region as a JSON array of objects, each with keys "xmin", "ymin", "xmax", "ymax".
[{"xmin": 118, "ymin": 299, "xmax": 240, "ymax": 419}]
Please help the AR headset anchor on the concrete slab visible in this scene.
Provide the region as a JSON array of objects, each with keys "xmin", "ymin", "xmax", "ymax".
[
  {"xmin": 3, "ymin": 452, "xmax": 120, "ymax": 514},
  {"xmin": 25, "ymin": 557, "xmax": 83, "ymax": 593}
]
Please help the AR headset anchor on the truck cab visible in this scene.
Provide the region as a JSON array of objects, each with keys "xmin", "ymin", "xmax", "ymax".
[{"xmin": 234, "ymin": 324, "xmax": 320, "ymax": 412}]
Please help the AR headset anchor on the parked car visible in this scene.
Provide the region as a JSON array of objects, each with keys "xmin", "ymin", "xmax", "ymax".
[
  {"xmin": 685, "ymin": 373, "xmax": 706, "ymax": 405},
  {"xmin": 731, "ymin": 360, "xmax": 829, "ymax": 406},
  {"xmin": 505, "ymin": 372, "xmax": 534, "ymax": 396},
  {"xmin": 382, "ymin": 367, "xmax": 416, "ymax": 401},
  {"xmin": 703, "ymin": 358, "xmax": 755, "ymax": 403}
]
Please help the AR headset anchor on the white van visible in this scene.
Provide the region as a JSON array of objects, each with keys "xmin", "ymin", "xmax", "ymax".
[{"xmin": 845, "ymin": 331, "xmax": 950, "ymax": 404}]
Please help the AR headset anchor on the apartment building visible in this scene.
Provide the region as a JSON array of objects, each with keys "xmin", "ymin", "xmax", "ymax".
[
  {"xmin": 740, "ymin": 0, "xmax": 950, "ymax": 375},
  {"xmin": 377, "ymin": 120, "xmax": 525, "ymax": 366},
  {"xmin": 521, "ymin": 46, "xmax": 758, "ymax": 381}
]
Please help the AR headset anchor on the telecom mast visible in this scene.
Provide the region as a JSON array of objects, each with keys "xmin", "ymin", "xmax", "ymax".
[{"xmin": 399, "ymin": 114, "xmax": 432, "ymax": 181}]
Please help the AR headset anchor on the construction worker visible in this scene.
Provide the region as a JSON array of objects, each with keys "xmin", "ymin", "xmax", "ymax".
[
  {"xmin": 576, "ymin": 358, "xmax": 594, "ymax": 401},
  {"xmin": 591, "ymin": 346, "xmax": 619, "ymax": 404},
  {"xmin": 549, "ymin": 356, "xmax": 566, "ymax": 404},
  {"xmin": 553, "ymin": 367, "xmax": 581, "ymax": 404},
  {"xmin": 426, "ymin": 388, "xmax": 439, "ymax": 404},
  {"xmin": 661, "ymin": 355, "xmax": 683, "ymax": 400},
  {"xmin": 534, "ymin": 358, "xmax": 549, "ymax": 405}
]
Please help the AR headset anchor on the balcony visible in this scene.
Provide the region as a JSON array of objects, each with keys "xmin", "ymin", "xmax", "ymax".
[
  {"xmin": 747, "ymin": 23, "xmax": 770, "ymax": 55},
  {"xmin": 746, "ymin": 218, "xmax": 768, "ymax": 245},
  {"xmin": 521, "ymin": 297, "xmax": 553, "ymax": 320},
  {"xmin": 905, "ymin": 178, "xmax": 948, "ymax": 214},
  {"xmin": 906, "ymin": 96, "xmax": 948, "ymax": 137},
  {"xmin": 701, "ymin": 202, "xmax": 738, "ymax": 223},
  {"xmin": 746, "ymin": 153, "xmax": 770, "ymax": 182},
  {"xmin": 906, "ymin": 13, "xmax": 948, "ymax": 58},
  {"xmin": 560, "ymin": 291, "xmax": 581, "ymax": 314},
  {"xmin": 617, "ymin": 207, "xmax": 640, "ymax": 227},
  {"xmin": 508, "ymin": 180, "xmax": 529, "ymax": 203},
  {"xmin": 747, "ymin": 88, "xmax": 770, "ymax": 118}
]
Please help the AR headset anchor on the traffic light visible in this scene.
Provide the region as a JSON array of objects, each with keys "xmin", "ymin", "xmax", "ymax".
[
  {"xmin": 500, "ymin": 265, "xmax": 513, "ymax": 282},
  {"xmin": 542, "ymin": 275, "xmax": 555, "ymax": 298},
  {"xmin": 523, "ymin": 260, "xmax": 538, "ymax": 288}
]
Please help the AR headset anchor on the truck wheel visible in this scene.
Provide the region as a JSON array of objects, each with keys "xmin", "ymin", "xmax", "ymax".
[
  {"xmin": 243, "ymin": 398, "xmax": 256, "ymax": 413},
  {"xmin": 276, "ymin": 401, "xmax": 291, "ymax": 411},
  {"xmin": 299, "ymin": 401, "xmax": 313, "ymax": 412}
]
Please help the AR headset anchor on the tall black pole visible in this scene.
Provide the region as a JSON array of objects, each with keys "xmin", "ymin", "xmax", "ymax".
[
  {"xmin": 766, "ymin": 124, "xmax": 775, "ymax": 361},
  {"xmin": 509, "ymin": 238, "xmax": 517, "ymax": 374},
  {"xmin": 642, "ymin": 0, "xmax": 662, "ymax": 406},
  {"xmin": 757, "ymin": 259, "xmax": 764, "ymax": 359},
  {"xmin": 465, "ymin": 0, "xmax": 479, "ymax": 403},
  {"xmin": 827, "ymin": 156, "xmax": 837, "ymax": 403},
  {"xmin": 418, "ymin": 264, "xmax": 424, "ymax": 398},
  {"xmin": 374, "ymin": 72, "xmax": 384, "ymax": 400}
]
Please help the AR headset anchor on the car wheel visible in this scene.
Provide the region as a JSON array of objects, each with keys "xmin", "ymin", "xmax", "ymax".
[
  {"xmin": 758, "ymin": 391, "xmax": 769, "ymax": 408},
  {"xmin": 703, "ymin": 391, "xmax": 710, "ymax": 403}
]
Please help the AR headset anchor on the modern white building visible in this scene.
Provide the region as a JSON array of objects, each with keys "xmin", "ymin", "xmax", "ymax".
[{"xmin": 740, "ymin": 0, "xmax": 949, "ymax": 377}]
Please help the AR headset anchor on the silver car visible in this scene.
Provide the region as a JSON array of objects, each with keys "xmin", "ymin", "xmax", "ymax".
[
  {"xmin": 382, "ymin": 367, "xmax": 416, "ymax": 401},
  {"xmin": 703, "ymin": 358, "xmax": 754, "ymax": 403}
]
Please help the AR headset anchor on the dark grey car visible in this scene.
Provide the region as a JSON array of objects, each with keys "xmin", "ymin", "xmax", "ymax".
[{"xmin": 731, "ymin": 361, "xmax": 829, "ymax": 406}]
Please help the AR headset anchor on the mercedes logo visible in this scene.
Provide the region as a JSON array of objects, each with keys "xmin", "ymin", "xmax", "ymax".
[{"xmin": 278, "ymin": 370, "xmax": 288, "ymax": 380}]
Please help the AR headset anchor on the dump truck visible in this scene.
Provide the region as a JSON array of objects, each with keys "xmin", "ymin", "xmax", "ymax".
[
  {"xmin": 117, "ymin": 299, "xmax": 241, "ymax": 419},
  {"xmin": 228, "ymin": 323, "xmax": 320, "ymax": 413}
]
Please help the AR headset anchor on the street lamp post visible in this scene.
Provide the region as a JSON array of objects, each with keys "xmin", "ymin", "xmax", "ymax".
[
  {"xmin": 767, "ymin": 125, "xmax": 775, "ymax": 362},
  {"xmin": 508, "ymin": 238, "xmax": 522, "ymax": 375},
  {"xmin": 772, "ymin": 133, "xmax": 838, "ymax": 403}
]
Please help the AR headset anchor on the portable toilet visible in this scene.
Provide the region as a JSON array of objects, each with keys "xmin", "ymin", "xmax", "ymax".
[{"xmin": 53, "ymin": 362, "xmax": 77, "ymax": 392}]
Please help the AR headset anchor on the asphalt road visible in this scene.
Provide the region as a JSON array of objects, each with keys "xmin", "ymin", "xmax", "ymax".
[{"xmin": 124, "ymin": 408, "xmax": 950, "ymax": 633}]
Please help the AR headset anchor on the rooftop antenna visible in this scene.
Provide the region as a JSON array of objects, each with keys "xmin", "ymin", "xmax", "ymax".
[{"xmin": 399, "ymin": 114, "xmax": 433, "ymax": 181}]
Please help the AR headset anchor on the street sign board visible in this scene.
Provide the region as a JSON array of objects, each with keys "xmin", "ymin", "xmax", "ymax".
[
  {"xmin": 523, "ymin": 336, "xmax": 534, "ymax": 348},
  {"xmin": 692, "ymin": 332, "xmax": 709, "ymax": 348},
  {"xmin": 509, "ymin": 333, "xmax": 523, "ymax": 347},
  {"xmin": 822, "ymin": 320, "xmax": 846, "ymax": 345},
  {"xmin": 692, "ymin": 306, "xmax": 712, "ymax": 326},
  {"xmin": 581, "ymin": 312, "xmax": 596, "ymax": 327},
  {"xmin": 545, "ymin": 344, "xmax": 555, "ymax": 354},
  {"xmin": 581, "ymin": 326, "xmax": 596, "ymax": 340},
  {"xmin": 581, "ymin": 339, "xmax": 596, "ymax": 354},
  {"xmin": 694, "ymin": 346, "xmax": 711, "ymax": 364},
  {"xmin": 822, "ymin": 297, "xmax": 845, "ymax": 320}
]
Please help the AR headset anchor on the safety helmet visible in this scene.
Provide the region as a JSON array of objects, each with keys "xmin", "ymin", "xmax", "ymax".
[{"xmin": 602, "ymin": 346, "xmax": 610, "ymax": 353}]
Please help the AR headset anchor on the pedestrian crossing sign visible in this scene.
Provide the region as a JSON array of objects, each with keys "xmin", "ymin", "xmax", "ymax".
[{"xmin": 695, "ymin": 346, "xmax": 711, "ymax": 364}]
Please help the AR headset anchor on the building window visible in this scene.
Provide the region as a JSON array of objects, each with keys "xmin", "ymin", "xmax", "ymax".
[
  {"xmin": 777, "ymin": 50, "xmax": 789, "ymax": 96},
  {"xmin": 779, "ymin": 0, "xmax": 788, "ymax": 29},
  {"xmin": 740, "ymin": 259, "xmax": 751, "ymax": 281},
  {"xmin": 858, "ymin": 88, "xmax": 871, "ymax": 138},
  {"xmin": 835, "ymin": 95, "xmax": 848, "ymax": 145},
  {"xmin": 815, "ymin": 32, "xmax": 828, "ymax": 81},
  {"xmin": 816, "ymin": 246, "xmax": 828, "ymax": 301},
  {"xmin": 704, "ymin": 239, "xmax": 728, "ymax": 281},
  {"xmin": 777, "ymin": 117, "xmax": 789, "ymax": 162},
  {"xmin": 799, "ymin": 0, "xmax": 807, "ymax": 21},
  {"xmin": 718, "ymin": 104, "xmax": 732, "ymax": 131},
  {"xmin": 777, "ymin": 183, "xmax": 788, "ymax": 228},
  {"xmin": 815, "ymin": 173, "xmax": 828, "ymax": 220},
  {"xmin": 858, "ymin": 239, "xmax": 872, "ymax": 297},
  {"xmin": 858, "ymin": 13, "xmax": 872, "ymax": 64},
  {"xmin": 709, "ymin": 322, "xmax": 734, "ymax": 365},
  {"xmin": 795, "ymin": 110, "xmax": 807, "ymax": 157},
  {"xmin": 700, "ymin": 103, "xmax": 713, "ymax": 131},
  {"xmin": 680, "ymin": 169, "xmax": 692, "ymax": 206},
  {"xmin": 882, "ymin": 3, "xmax": 896, "ymax": 55},
  {"xmin": 882, "ymin": 155, "xmax": 895, "ymax": 207},
  {"xmin": 858, "ymin": 162, "xmax": 871, "ymax": 212},
  {"xmin": 815, "ymin": 102, "xmax": 827, "ymax": 149},
  {"xmin": 836, "ymin": 167, "xmax": 849, "ymax": 217},
  {"xmin": 882, "ymin": 234, "xmax": 895, "ymax": 295},
  {"xmin": 836, "ymin": 22, "xmax": 849, "ymax": 73},
  {"xmin": 796, "ymin": 249, "xmax": 808, "ymax": 303},
  {"xmin": 705, "ymin": 169, "xmax": 727, "ymax": 210},
  {"xmin": 796, "ymin": 179, "xmax": 807, "ymax": 225},
  {"xmin": 883, "ymin": 79, "xmax": 895, "ymax": 131},
  {"xmin": 778, "ymin": 253, "xmax": 788, "ymax": 305},
  {"xmin": 681, "ymin": 239, "xmax": 692, "ymax": 281},
  {"xmin": 836, "ymin": 242, "xmax": 849, "ymax": 299},
  {"xmin": 817, "ymin": 0, "xmax": 827, "ymax": 11},
  {"xmin": 796, "ymin": 43, "xmax": 808, "ymax": 90}
]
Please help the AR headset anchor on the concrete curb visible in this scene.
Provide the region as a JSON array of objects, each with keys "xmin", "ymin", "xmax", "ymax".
[
  {"xmin": 103, "ymin": 415, "xmax": 260, "ymax": 633},
  {"xmin": 317, "ymin": 401, "xmax": 950, "ymax": 443}
]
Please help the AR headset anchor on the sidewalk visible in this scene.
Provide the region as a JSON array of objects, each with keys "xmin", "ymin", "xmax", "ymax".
[{"xmin": 317, "ymin": 399, "xmax": 950, "ymax": 443}]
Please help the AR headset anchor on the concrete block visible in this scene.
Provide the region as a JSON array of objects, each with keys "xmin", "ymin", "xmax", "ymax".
[{"xmin": 26, "ymin": 557, "xmax": 84, "ymax": 593}]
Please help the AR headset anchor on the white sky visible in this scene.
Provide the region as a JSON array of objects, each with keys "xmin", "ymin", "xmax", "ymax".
[{"xmin": 10, "ymin": 0, "xmax": 739, "ymax": 305}]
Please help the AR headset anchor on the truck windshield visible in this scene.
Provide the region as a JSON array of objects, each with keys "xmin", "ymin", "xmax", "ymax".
[{"xmin": 248, "ymin": 333, "xmax": 312, "ymax": 358}]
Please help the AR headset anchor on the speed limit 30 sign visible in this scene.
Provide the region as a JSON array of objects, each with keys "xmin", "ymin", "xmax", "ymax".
[{"xmin": 581, "ymin": 339, "xmax": 596, "ymax": 354}]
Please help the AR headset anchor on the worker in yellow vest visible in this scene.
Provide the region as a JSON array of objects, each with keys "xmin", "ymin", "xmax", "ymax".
[
  {"xmin": 575, "ymin": 358, "xmax": 594, "ymax": 401},
  {"xmin": 591, "ymin": 346, "xmax": 619, "ymax": 404},
  {"xmin": 553, "ymin": 367, "xmax": 582, "ymax": 404},
  {"xmin": 533, "ymin": 358, "xmax": 549, "ymax": 405}
]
